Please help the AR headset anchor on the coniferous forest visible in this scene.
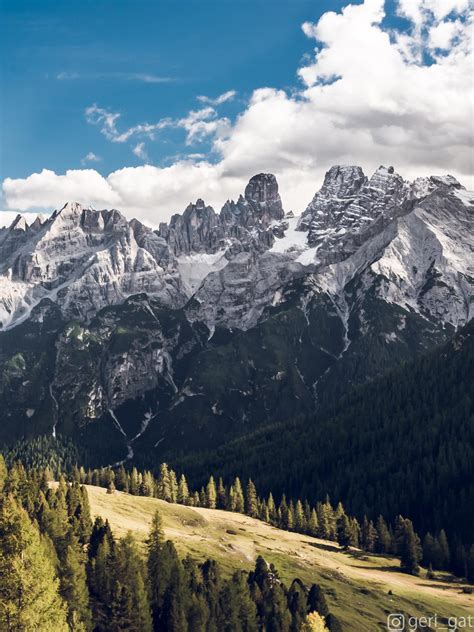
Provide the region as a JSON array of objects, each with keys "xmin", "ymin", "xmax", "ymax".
[{"xmin": 0, "ymin": 459, "xmax": 343, "ymax": 632}]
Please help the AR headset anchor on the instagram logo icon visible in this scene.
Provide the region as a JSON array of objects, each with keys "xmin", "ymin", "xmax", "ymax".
[{"xmin": 387, "ymin": 614, "xmax": 405, "ymax": 631}]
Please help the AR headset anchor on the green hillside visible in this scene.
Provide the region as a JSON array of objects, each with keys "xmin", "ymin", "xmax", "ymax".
[{"xmin": 84, "ymin": 485, "xmax": 474, "ymax": 632}]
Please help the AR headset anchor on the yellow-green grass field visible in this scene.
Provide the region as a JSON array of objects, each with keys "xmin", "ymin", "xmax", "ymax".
[{"xmin": 83, "ymin": 485, "xmax": 473, "ymax": 631}]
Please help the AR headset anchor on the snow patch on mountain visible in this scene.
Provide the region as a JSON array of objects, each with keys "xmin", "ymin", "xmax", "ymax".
[{"xmin": 177, "ymin": 250, "xmax": 229, "ymax": 295}]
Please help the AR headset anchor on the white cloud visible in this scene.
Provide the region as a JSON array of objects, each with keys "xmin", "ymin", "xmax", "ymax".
[
  {"xmin": 197, "ymin": 90, "xmax": 237, "ymax": 106},
  {"xmin": 81, "ymin": 152, "xmax": 101, "ymax": 165},
  {"xmin": 177, "ymin": 107, "xmax": 230, "ymax": 145},
  {"xmin": 85, "ymin": 104, "xmax": 172, "ymax": 143},
  {"xmin": 4, "ymin": 0, "xmax": 473, "ymax": 226},
  {"xmin": 3, "ymin": 169, "xmax": 121, "ymax": 211},
  {"xmin": 428, "ymin": 19, "xmax": 463, "ymax": 49},
  {"xmin": 132, "ymin": 142, "xmax": 148, "ymax": 161},
  {"xmin": 0, "ymin": 211, "xmax": 49, "ymax": 229},
  {"xmin": 57, "ymin": 71, "xmax": 174, "ymax": 83}
]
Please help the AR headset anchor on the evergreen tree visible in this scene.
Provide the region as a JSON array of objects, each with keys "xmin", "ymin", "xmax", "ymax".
[
  {"xmin": 169, "ymin": 469, "xmax": 179, "ymax": 503},
  {"xmin": 336, "ymin": 514, "xmax": 352, "ymax": 550},
  {"xmin": 141, "ymin": 470, "xmax": 155, "ymax": 497},
  {"xmin": 217, "ymin": 477, "xmax": 227, "ymax": 509},
  {"xmin": 438, "ymin": 529, "xmax": 451, "ymax": 570},
  {"xmin": 111, "ymin": 532, "xmax": 152, "ymax": 632},
  {"xmin": 399, "ymin": 519, "xmax": 422, "ymax": 575},
  {"xmin": 60, "ymin": 541, "xmax": 92, "ymax": 631},
  {"xmin": 115, "ymin": 465, "xmax": 129, "ymax": 492},
  {"xmin": 317, "ymin": 503, "xmax": 331, "ymax": 540},
  {"xmin": 129, "ymin": 467, "xmax": 139, "ymax": 495},
  {"xmin": 308, "ymin": 509, "xmax": 319, "ymax": 537},
  {"xmin": 246, "ymin": 479, "xmax": 258, "ymax": 518},
  {"xmin": 294, "ymin": 500, "xmax": 305, "ymax": 533},
  {"xmin": 0, "ymin": 495, "xmax": 69, "ymax": 631},
  {"xmin": 267, "ymin": 493, "xmax": 277, "ymax": 525},
  {"xmin": 157, "ymin": 463, "xmax": 172, "ymax": 501},
  {"xmin": 375, "ymin": 515, "xmax": 391, "ymax": 553},
  {"xmin": 178, "ymin": 474, "xmax": 190, "ymax": 505},
  {"xmin": 219, "ymin": 571, "xmax": 258, "ymax": 632},
  {"xmin": 207, "ymin": 476, "xmax": 217, "ymax": 509},
  {"xmin": 307, "ymin": 584, "xmax": 329, "ymax": 618},
  {"xmin": 233, "ymin": 478, "xmax": 245, "ymax": 513}
]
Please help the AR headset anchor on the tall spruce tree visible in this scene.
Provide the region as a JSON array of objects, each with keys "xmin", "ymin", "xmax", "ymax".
[
  {"xmin": 111, "ymin": 532, "xmax": 152, "ymax": 632},
  {"xmin": 0, "ymin": 495, "xmax": 69, "ymax": 631},
  {"xmin": 246, "ymin": 479, "xmax": 258, "ymax": 518},
  {"xmin": 207, "ymin": 476, "xmax": 217, "ymax": 509}
]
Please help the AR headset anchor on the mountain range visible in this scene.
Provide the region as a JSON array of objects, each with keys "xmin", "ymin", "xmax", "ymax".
[{"xmin": 0, "ymin": 165, "xmax": 473, "ymax": 467}]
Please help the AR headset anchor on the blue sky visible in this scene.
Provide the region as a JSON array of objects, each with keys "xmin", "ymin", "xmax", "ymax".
[
  {"xmin": 1, "ymin": 0, "xmax": 472, "ymax": 225},
  {"xmin": 1, "ymin": 0, "xmax": 353, "ymax": 181}
]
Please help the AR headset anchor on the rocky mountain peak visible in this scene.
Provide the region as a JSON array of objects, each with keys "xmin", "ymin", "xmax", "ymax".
[{"xmin": 244, "ymin": 173, "xmax": 280, "ymax": 204}]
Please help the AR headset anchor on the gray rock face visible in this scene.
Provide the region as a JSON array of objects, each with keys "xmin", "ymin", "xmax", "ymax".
[
  {"xmin": 158, "ymin": 173, "xmax": 286, "ymax": 257},
  {"xmin": 0, "ymin": 167, "xmax": 472, "ymax": 335},
  {"xmin": 158, "ymin": 199, "xmax": 224, "ymax": 256},
  {"xmin": 297, "ymin": 165, "xmax": 410, "ymax": 249},
  {"xmin": 0, "ymin": 202, "xmax": 186, "ymax": 328}
]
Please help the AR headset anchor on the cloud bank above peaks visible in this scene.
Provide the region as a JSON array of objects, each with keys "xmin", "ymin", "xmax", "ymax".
[{"xmin": 3, "ymin": 0, "xmax": 473, "ymax": 226}]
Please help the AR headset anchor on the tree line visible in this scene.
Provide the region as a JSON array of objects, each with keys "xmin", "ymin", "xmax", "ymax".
[
  {"xmin": 0, "ymin": 457, "xmax": 342, "ymax": 631},
  {"xmin": 60, "ymin": 460, "xmax": 474, "ymax": 580}
]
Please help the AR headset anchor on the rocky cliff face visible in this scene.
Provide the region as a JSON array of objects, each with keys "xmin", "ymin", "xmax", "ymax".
[{"xmin": 0, "ymin": 165, "xmax": 472, "ymax": 464}]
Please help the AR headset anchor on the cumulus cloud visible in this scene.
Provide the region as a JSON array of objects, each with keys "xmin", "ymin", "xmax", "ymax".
[
  {"xmin": 197, "ymin": 90, "xmax": 237, "ymax": 106},
  {"xmin": 4, "ymin": 0, "xmax": 473, "ymax": 226},
  {"xmin": 3, "ymin": 169, "xmax": 121, "ymax": 211}
]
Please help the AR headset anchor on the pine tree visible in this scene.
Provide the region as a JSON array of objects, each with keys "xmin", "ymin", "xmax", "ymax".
[
  {"xmin": 233, "ymin": 477, "xmax": 245, "ymax": 513},
  {"xmin": 336, "ymin": 514, "xmax": 353, "ymax": 550},
  {"xmin": 317, "ymin": 503, "xmax": 331, "ymax": 540},
  {"xmin": 147, "ymin": 510, "xmax": 187, "ymax": 627},
  {"xmin": 129, "ymin": 467, "xmax": 139, "ymax": 495},
  {"xmin": 0, "ymin": 495, "xmax": 69, "ymax": 631},
  {"xmin": 267, "ymin": 493, "xmax": 277, "ymax": 525},
  {"xmin": 217, "ymin": 477, "xmax": 227, "ymax": 509},
  {"xmin": 176, "ymin": 474, "xmax": 188, "ymax": 505},
  {"xmin": 375, "ymin": 515, "xmax": 391, "ymax": 553},
  {"xmin": 228, "ymin": 485, "xmax": 236, "ymax": 512},
  {"xmin": 115, "ymin": 465, "xmax": 129, "ymax": 492},
  {"xmin": 169, "ymin": 469, "xmax": 179, "ymax": 503},
  {"xmin": 361, "ymin": 517, "xmax": 377, "ymax": 552},
  {"xmin": 307, "ymin": 584, "xmax": 329, "ymax": 618},
  {"xmin": 60, "ymin": 541, "xmax": 92, "ymax": 631},
  {"xmin": 111, "ymin": 532, "xmax": 152, "ymax": 632},
  {"xmin": 141, "ymin": 470, "xmax": 155, "ymax": 497},
  {"xmin": 157, "ymin": 463, "xmax": 172, "ymax": 501},
  {"xmin": 294, "ymin": 499, "xmax": 305, "ymax": 533},
  {"xmin": 106, "ymin": 479, "xmax": 116, "ymax": 494},
  {"xmin": 399, "ymin": 519, "xmax": 422, "ymax": 575},
  {"xmin": 219, "ymin": 571, "xmax": 258, "ymax": 632},
  {"xmin": 308, "ymin": 509, "xmax": 319, "ymax": 537},
  {"xmin": 246, "ymin": 479, "xmax": 258, "ymax": 518},
  {"xmin": 207, "ymin": 476, "xmax": 217, "ymax": 509},
  {"xmin": 438, "ymin": 529, "xmax": 450, "ymax": 570}
]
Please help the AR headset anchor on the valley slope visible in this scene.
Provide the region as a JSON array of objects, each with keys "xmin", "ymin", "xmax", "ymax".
[{"xmin": 83, "ymin": 484, "xmax": 474, "ymax": 632}]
